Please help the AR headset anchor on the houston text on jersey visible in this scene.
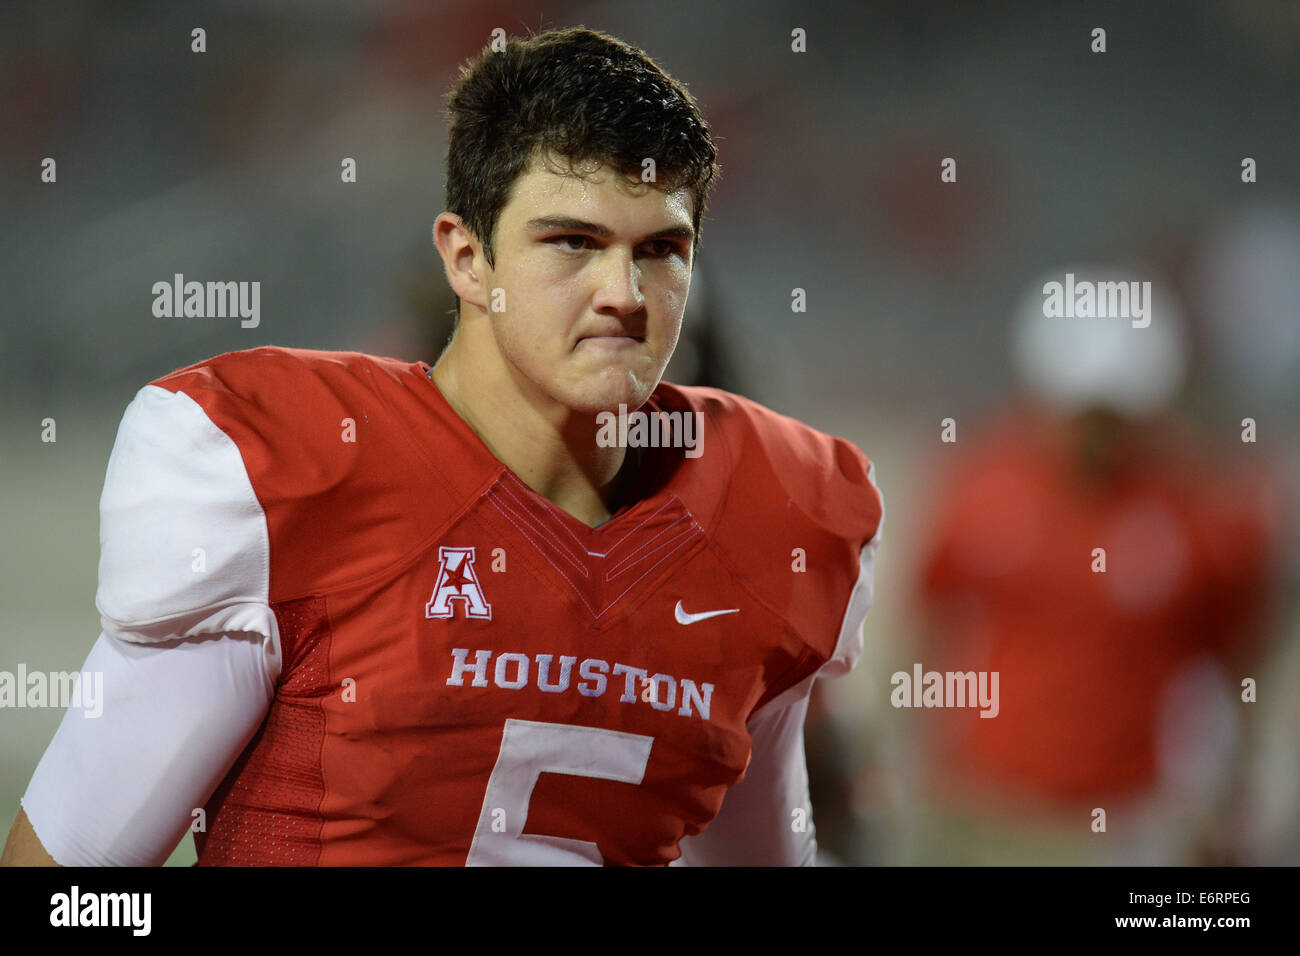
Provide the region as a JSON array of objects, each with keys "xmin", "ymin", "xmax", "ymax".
[{"xmin": 446, "ymin": 648, "xmax": 715, "ymax": 721}]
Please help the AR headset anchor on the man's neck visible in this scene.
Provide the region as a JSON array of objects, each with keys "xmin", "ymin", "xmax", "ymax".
[{"xmin": 430, "ymin": 340, "xmax": 632, "ymax": 529}]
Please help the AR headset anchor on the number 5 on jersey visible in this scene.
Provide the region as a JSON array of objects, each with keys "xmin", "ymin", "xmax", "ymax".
[{"xmin": 466, "ymin": 719, "xmax": 654, "ymax": 866}]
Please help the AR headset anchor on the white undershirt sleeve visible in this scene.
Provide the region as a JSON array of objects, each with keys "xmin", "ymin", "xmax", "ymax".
[
  {"xmin": 21, "ymin": 630, "xmax": 276, "ymax": 866},
  {"xmin": 672, "ymin": 686, "xmax": 820, "ymax": 866}
]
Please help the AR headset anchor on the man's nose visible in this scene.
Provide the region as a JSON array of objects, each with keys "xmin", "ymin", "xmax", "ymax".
[{"xmin": 592, "ymin": 247, "xmax": 645, "ymax": 315}]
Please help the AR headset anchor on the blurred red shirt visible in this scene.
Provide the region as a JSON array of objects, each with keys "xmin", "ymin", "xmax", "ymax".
[{"xmin": 916, "ymin": 403, "xmax": 1283, "ymax": 809}]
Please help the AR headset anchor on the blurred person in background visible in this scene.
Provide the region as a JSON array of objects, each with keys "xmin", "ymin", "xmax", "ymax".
[{"xmin": 911, "ymin": 264, "xmax": 1288, "ymax": 864}]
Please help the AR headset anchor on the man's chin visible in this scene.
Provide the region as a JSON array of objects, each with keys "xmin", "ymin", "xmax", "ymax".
[
  {"xmin": 564, "ymin": 383, "xmax": 660, "ymax": 417},
  {"xmin": 558, "ymin": 368, "xmax": 662, "ymax": 416}
]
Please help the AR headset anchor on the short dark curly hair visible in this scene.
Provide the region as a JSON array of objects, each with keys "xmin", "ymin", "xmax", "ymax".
[{"xmin": 443, "ymin": 27, "xmax": 720, "ymax": 269}]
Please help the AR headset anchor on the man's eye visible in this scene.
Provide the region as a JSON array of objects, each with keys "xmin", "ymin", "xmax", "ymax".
[
  {"xmin": 552, "ymin": 235, "xmax": 593, "ymax": 252},
  {"xmin": 642, "ymin": 240, "xmax": 677, "ymax": 258}
]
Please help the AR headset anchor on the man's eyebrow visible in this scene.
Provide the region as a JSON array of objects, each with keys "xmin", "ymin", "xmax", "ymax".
[{"xmin": 524, "ymin": 216, "xmax": 694, "ymax": 243}]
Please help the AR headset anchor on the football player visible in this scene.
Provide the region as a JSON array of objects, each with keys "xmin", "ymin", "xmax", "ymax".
[{"xmin": 2, "ymin": 27, "xmax": 883, "ymax": 866}]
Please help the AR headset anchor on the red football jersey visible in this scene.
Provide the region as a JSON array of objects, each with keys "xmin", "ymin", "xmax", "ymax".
[{"xmin": 89, "ymin": 346, "xmax": 882, "ymax": 865}]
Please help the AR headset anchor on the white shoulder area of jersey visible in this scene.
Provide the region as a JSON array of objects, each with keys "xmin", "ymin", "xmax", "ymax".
[{"xmin": 96, "ymin": 384, "xmax": 279, "ymax": 656}]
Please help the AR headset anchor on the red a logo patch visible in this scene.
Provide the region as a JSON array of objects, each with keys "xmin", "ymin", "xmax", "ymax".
[{"xmin": 425, "ymin": 546, "xmax": 492, "ymax": 620}]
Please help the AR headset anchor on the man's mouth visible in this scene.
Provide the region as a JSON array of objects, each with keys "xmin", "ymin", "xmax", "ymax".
[
  {"xmin": 576, "ymin": 330, "xmax": 646, "ymax": 347},
  {"xmin": 577, "ymin": 335, "xmax": 645, "ymax": 349}
]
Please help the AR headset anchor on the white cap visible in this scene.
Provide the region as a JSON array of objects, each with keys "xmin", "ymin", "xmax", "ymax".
[{"xmin": 1010, "ymin": 263, "xmax": 1187, "ymax": 417}]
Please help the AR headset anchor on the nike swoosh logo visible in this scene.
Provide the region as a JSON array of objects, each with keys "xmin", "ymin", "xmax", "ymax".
[{"xmin": 675, "ymin": 601, "xmax": 740, "ymax": 625}]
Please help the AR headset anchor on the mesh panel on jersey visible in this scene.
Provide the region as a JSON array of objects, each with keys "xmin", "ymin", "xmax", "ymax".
[{"xmin": 196, "ymin": 596, "xmax": 332, "ymax": 865}]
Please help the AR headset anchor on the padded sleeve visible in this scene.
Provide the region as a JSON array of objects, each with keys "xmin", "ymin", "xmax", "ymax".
[{"xmin": 96, "ymin": 384, "xmax": 279, "ymax": 647}]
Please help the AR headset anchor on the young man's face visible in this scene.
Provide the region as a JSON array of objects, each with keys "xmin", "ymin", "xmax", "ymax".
[{"xmin": 479, "ymin": 155, "xmax": 695, "ymax": 415}]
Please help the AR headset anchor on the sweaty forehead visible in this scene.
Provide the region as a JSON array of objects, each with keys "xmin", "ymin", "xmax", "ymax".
[{"xmin": 503, "ymin": 157, "xmax": 692, "ymax": 224}]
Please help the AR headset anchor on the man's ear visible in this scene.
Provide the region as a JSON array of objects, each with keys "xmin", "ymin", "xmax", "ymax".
[{"xmin": 432, "ymin": 212, "xmax": 488, "ymax": 310}]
